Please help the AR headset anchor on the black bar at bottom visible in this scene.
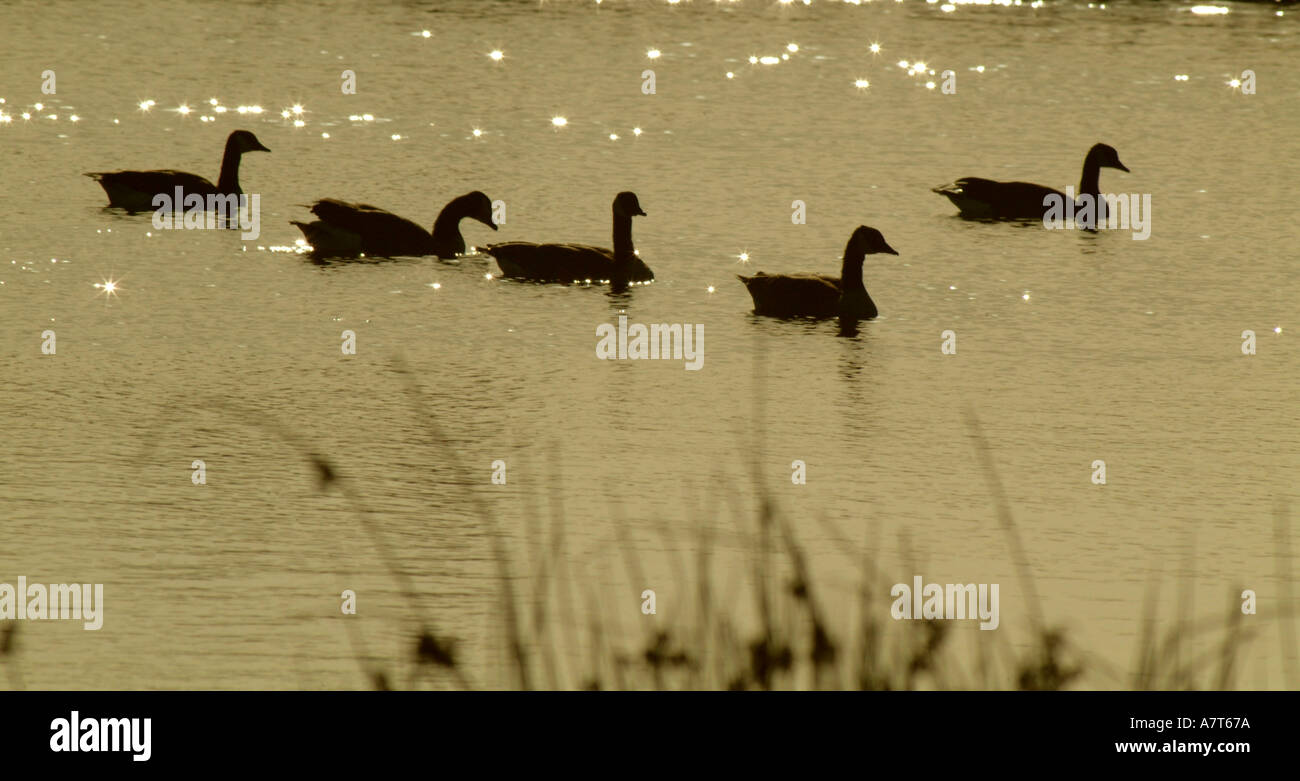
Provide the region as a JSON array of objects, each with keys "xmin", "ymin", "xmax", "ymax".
[{"xmin": 2, "ymin": 691, "xmax": 1285, "ymax": 769}]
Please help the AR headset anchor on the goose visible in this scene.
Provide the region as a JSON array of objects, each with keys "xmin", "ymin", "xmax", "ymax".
[
  {"xmin": 737, "ymin": 226, "xmax": 896, "ymax": 320},
  {"xmin": 484, "ymin": 191, "xmax": 653, "ymax": 290},
  {"xmin": 85, "ymin": 130, "xmax": 270, "ymax": 213},
  {"xmin": 291, "ymin": 191, "xmax": 497, "ymax": 259},
  {"xmin": 932, "ymin": 143, "xmax": 1129, "ymax": 220}
]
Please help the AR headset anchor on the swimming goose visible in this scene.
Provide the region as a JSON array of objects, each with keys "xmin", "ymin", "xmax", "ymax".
[
  {"xmin": 932, "ymin": 143, "xmax": 1129, "ymax": 219},
  {"xmin": 291, "ymin": 191, "xmax": 497, "ymax": 259},
  {"xmin": 85, "ymin": 130, "xmax": 270, "ymax": 213},
  {"xmin": 737, "ymin": 226, "xmax": 896, "ymax": 319},
  {"xmin": 484, "ymin": 191, "xmax": 654, "ymax": 290}
]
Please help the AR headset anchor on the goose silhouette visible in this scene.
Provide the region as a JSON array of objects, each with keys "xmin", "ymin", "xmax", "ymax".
[
  {"xmin": 932, "ymin": 143, "xmax": 1129, "ymax": 219},
  {"xmin": 484, "ymin": 191, "xmax": 653, "ymax": 290},
  {"xmin": 85, "ymin": 130, "xmax": 270, "ymax": 213},
  {"xmin": 738, "ymin": 226, "xmax": 896, "ymax": 319},
  {"xmin": 291, "ymin": 191, "xmax": 497, "ymax": 259}
]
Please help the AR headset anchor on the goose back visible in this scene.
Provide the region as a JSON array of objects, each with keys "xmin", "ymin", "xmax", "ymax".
[
  {"xmin": 933, "ymin": 178, "xmax": 1063, "ymax": 219},
  {"xmin": 307, "ymin": 199, "xmax": 433, "ymax": 257},
  {"xmin": 737, "ymin": 273, "xmax": 849, "ymax": 318},
  {"xmin": 488, "ymin": 243, "xmax": 653, "ymax": 284}
]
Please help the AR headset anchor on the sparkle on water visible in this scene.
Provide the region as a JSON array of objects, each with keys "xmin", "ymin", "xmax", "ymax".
[
  {"xmin": 489, "ymin": 50, "xmax": 504, "ymax": 61},
  {"xmin": 93, "ymin": 277, "xmax": 122, "ymax": 299},
  {"xmin": 552, "ymin": 116, "xmax": 568, "ymax": 127}
]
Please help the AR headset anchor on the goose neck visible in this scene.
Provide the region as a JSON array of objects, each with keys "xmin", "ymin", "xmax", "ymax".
[
  {"xmin": 431, "ymin": 205, "xmax": 467, "ymax": 255},
  {"xmin": 216, "ymin": 139, "xmax": 243, "ymax": 194},
  {"xmin": 612, "ymin": 212, "xmax": 635, "ymax": 260},
  {"xmin": 840, "ymin": 251, "xmax": 866, "ymax": 291},
  {"xmin": 1078, "ymin": 156, "xmax": 1102, "ymax": 199}
]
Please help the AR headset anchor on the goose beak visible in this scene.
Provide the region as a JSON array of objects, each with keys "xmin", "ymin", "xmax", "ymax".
[
  {"xmin": 487, "ymin": 220, "xmax": 499, "ymax": 231},
  {"xmin": 253, "ymin": 141, "xmax": 271, "ymax": 153},
  {"xmin": 635, "ymin": 207, "xmax": 647, "ymax": 216},
  {"xmin": 880, "ymin": 241, "xmax": 899, "ymax": 255},
  {"xmin": 1114, "ymin": 159, "xmax": 1129, "ymax": 173}
]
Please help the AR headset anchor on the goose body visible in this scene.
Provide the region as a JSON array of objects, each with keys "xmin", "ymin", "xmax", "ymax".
[
  {"xmin": 737, "ymin": 226, "xmax": 896, "ymax": 320},
  {"xmin": 291, "ymin": 191, "xmax": 497, "ymax": 259},
  {"xmin": 85, "ymin": 130, "xmax": 270, "ymax": 213},
  {"xmin": 485, "ymin": 192, "xmax": 653, "ymax": 289},
  {"xmin": 932, "ymin": 143, "xmax": 1129, "ymax": 220}
]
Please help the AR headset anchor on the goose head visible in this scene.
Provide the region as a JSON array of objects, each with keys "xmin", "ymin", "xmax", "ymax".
[
  {"xmin": 613, "ymin": 191, "xmax": 647, "ymax": 218},
  {"xmin": 229, "ymin": 130, "xmax": 271, "ymax": 155},
  {"xmin": 846, "ymin": 226, "xmax": 898, "ymax": 257},
  {"xmin": 1087, "ymin": 143, "xmax": 1128, "ymax": 173},
  {"xmin": 458, "ymin": 190, "xmax": 498, "ymax": 230}
]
